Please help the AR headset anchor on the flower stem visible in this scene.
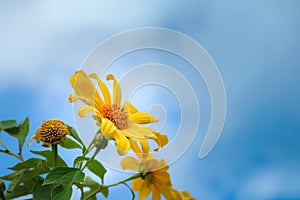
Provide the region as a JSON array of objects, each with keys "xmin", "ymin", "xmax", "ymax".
[
  {"xmin": 81, "ymin": 146, "xmax": 101, "ymax": 171},
  {"xmin": 52, "ymin": 144, "xmax": 58, "ymax": 167},
  {"xmin": 83, "ymin": 173, "xmax": 142, "ymax": 200},
  {"xmin": 0, "ymin": 138, "xmax": 24, "ymax": 162}
]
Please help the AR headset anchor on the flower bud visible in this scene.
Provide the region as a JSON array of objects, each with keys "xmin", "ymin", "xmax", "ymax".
[
  {"xmin": 28, "ymin": 119, "xmax": 69, "ymax": 146},
  {"xmin": 93, "ymin": 134, "xmax": 108, "ymax": 150}
]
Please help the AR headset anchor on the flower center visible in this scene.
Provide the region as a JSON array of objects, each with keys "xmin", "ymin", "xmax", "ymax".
[
  {"xmin": 100, "ymin": 104, "xmax": 129, "ymax": 130},
  {"xmin": 38, "ymin": 119, "xmax": 69, "ymax": 144}
]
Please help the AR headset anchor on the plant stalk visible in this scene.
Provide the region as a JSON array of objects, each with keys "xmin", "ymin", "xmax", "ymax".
[{"xmin": 52, "ymin": 144, "xmax": 58, "ymax": 167}]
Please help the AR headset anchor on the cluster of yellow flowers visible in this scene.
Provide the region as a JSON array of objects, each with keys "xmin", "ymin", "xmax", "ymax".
[
  {"xmin": 69, "ymin": 70, "xmax": 195, "ymax": 200},
  {"xmin": 29, "ymin": 70, "xmax": 195, "ymax": 199}
]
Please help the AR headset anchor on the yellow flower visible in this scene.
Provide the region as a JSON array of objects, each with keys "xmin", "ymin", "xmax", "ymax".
[
  {"xmin": 29, "ymin": 119, "xmax": 69, "ymax": 146},
  {"xmin": 121, "ymin": 140, "xmax": 195, "ymax": 199},
  {"xmin": 121, "ymin": 154, "xmax": 174, "ymax": 200},
  {"xmin": 69, "ymin": 70, "xmax": 168, "ymax": 155}
]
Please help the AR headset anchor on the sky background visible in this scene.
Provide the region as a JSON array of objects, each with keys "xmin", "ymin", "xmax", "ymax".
[{"xmin": 0, "ymin": 1, "xmax": 300, "ymax": 200}]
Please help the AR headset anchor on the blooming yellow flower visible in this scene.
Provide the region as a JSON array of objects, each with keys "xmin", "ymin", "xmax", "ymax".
[
  {"xmin": 29, "ymin": 119, "xmax": 69, "ymax": 146},
  {"xmin": 121, "ymin": 154, "xmax": 174, "ymax": 200},
  {"xmin": 69, "ymin": 70, "xmax": 168, "ymax": 155},
  {"xmin": 121, "ymin": 139, "xmax": 195, "ymax": 200}
]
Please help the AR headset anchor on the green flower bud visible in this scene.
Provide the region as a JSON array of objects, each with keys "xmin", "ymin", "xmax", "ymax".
[{"xmin": 93, "ymin": 134, "xmax": 108, "ymax": 150}]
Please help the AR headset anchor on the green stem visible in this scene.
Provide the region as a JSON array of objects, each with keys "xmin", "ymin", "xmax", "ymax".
[
  {"xmin": 83, "ymin": 173, "xmax": 142, "ymax": 200},
  {"xmin": 52, "ymin": 144, "xmax": 58, "ymax": 167},
  {"xmin": 78, "ymin": 141, "xmax": 95, "ymax": 169},
  {"xmin": 0, "ymin": 138, "xmax": 24, "ymax": 162},
  {"xmin": 81, "ymin": 147, "xmax": 101, "ymax": 171}
]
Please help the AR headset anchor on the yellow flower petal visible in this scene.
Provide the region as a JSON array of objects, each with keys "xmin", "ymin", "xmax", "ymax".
[
  {"xmin": 139, "ymin": 139, "xmax": 150, "ymax": 153},
  {"xmin": 70, "ymin": 71, "xmax": 78, "ymax": 88},
  {"xmin": 69, "ymin": 94, "xmax": 79, "ymax": 103},
  {"xmin": 152, "ymin": 185, "xmax": 161, "ymax": 200},
  {"xmin": 123, "ymin": 101, "xmax": 138, "ymax": 114},
  {"xmin": 89, "ymin": 73, "xmax": 111, "ymax": 104},
  {"xmin": 138, "ymin": 180, "xmax": 151, "ymax": 199},
  {"xmin": 179, "ymin": 190, "xmax": 192, "ymax": 198},
  {"xmin": 130, "ymin": 112, "xmax": 159, "ymax": 124},
  {"xmin": 120, "ymin": 156, "xmax": 139, "ymax": 171},
  {"xmin": 152, "ymin": 171, "xmax": 171, "ymax": 184},
  {"xmin": 101, "ymin": 118, "xmax": 117, "ymax": 136},
  {"xmin": 155, "ymin": 132, "xmax": 168, "ymax": 148},
  {"xmin": 71, "ymin": 70, "xmax": 104, "ymax": 107},
  {"xmin": 132, "ymin": 178, "xmax": 144, "ymax": 191},
  {"xmin": 106, "ymin": 74, "xmax": 122, "ymax": 105},
  {"xmin": 28, "ymin": 132, "xmax": 38, "ymax": 146},
  {"xmin": 128, "ymin": 139, "xmax": 142, "ymax": 154},
  {"xmin": 113, "ymin": 130, "xmax": 130, "ymax": 155},
  {"xmin": 123, "ymin": 125, "xmax": 155, "ymax": 139},
  {"xmin": 153, "ymin": 183, "xmax": 173, "ymax": 200},
  {"xmin": 171, "ymin": 189, "xmax": 182, "ymax": 199},
  {"xmin": 78, "ymin": 105, "xmax": 97, "ymax": 118},
  {"xmin": 155, "ymin": 160, "xmax": 169, "ymax": 172},
  {"xmin": 151, "ymin": 132, "xmax": 169, "ymax": 152}
]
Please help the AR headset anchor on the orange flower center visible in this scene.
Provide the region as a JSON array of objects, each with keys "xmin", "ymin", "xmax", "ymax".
[{"xmin": 100, "ymin": 104, "xmax": 129, "ymax": 130}]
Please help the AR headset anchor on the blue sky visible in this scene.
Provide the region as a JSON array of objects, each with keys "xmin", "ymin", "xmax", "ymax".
[{"xmin": 0, "ymin": 1, "xmax": 300, "ymax": 199}]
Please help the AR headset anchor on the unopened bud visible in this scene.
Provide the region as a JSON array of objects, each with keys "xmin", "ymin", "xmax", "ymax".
[{"xmin": 93, "ymin": 134, "xmax": 108, "ymax": 150}]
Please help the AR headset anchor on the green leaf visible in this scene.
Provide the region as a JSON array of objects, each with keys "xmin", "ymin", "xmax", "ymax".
[
  {"xmin": 100, "ymin": 186, "xmax": 109, "ymax": 198},
  {"xmin": 3, "ymin": 170, "xmax": 47, "ymax": 199},
  {"xmin": 73, "ymin": 156, "xmax": 88, "ymax": 167},
  {"xmin": 60, "ymin": 137, "xmax": 82, "ymax": 149},
  {"xmin": 32, "ymin": 179, "xmax": 55, "ymax": 200},
  {"xmin": 0, "ymin": 170, "xmax": 24, "ymax": 181},
  {"xmin": 0, "ymin": 120, "xmax": 18, "ymax": 130},
  {"xmin": 18, "ymin": 117, "xmax": 30, "ymax": 152},
  {"xmin": 0, "ymin": 179, "xmax": 5, "ymax": 200},
  {"xmin": 43, "ymin": 167, "xmax": 85, "ymax": 200},
  {"xmin": 4, "ymin": 175, "xmax": 42, "ymax": 199},
  {"xmin": 66, "ymin": 125, "xmax": 86, "ymax": 152},
  {"xmin": 0, "ymin": 179, "xmax": 5, "ymax": 192},
  {"xmin": 30, "ymin": 150, "xmax": 67, "ymax": 167},
  {"xmin": 81, "ymin": 177, "xmax": 109, "ymax": 199},
  {"xmin": 9, "ymin": 158, "xmax": 42, "ymax": 170},
  {"xmin": 87, "ymin": 159, "xmax": 106, "ymax": 183},
  {"xmin": 3, "ymin": 117, "xmax": 30, "ymax": 155},
  {"xmin": 6, "ymin": 172, "xmax": 23, "ymax": 193},
  {"xmin": 0, "ymin": 158, "xmax": 49, "ymax": 199}
]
